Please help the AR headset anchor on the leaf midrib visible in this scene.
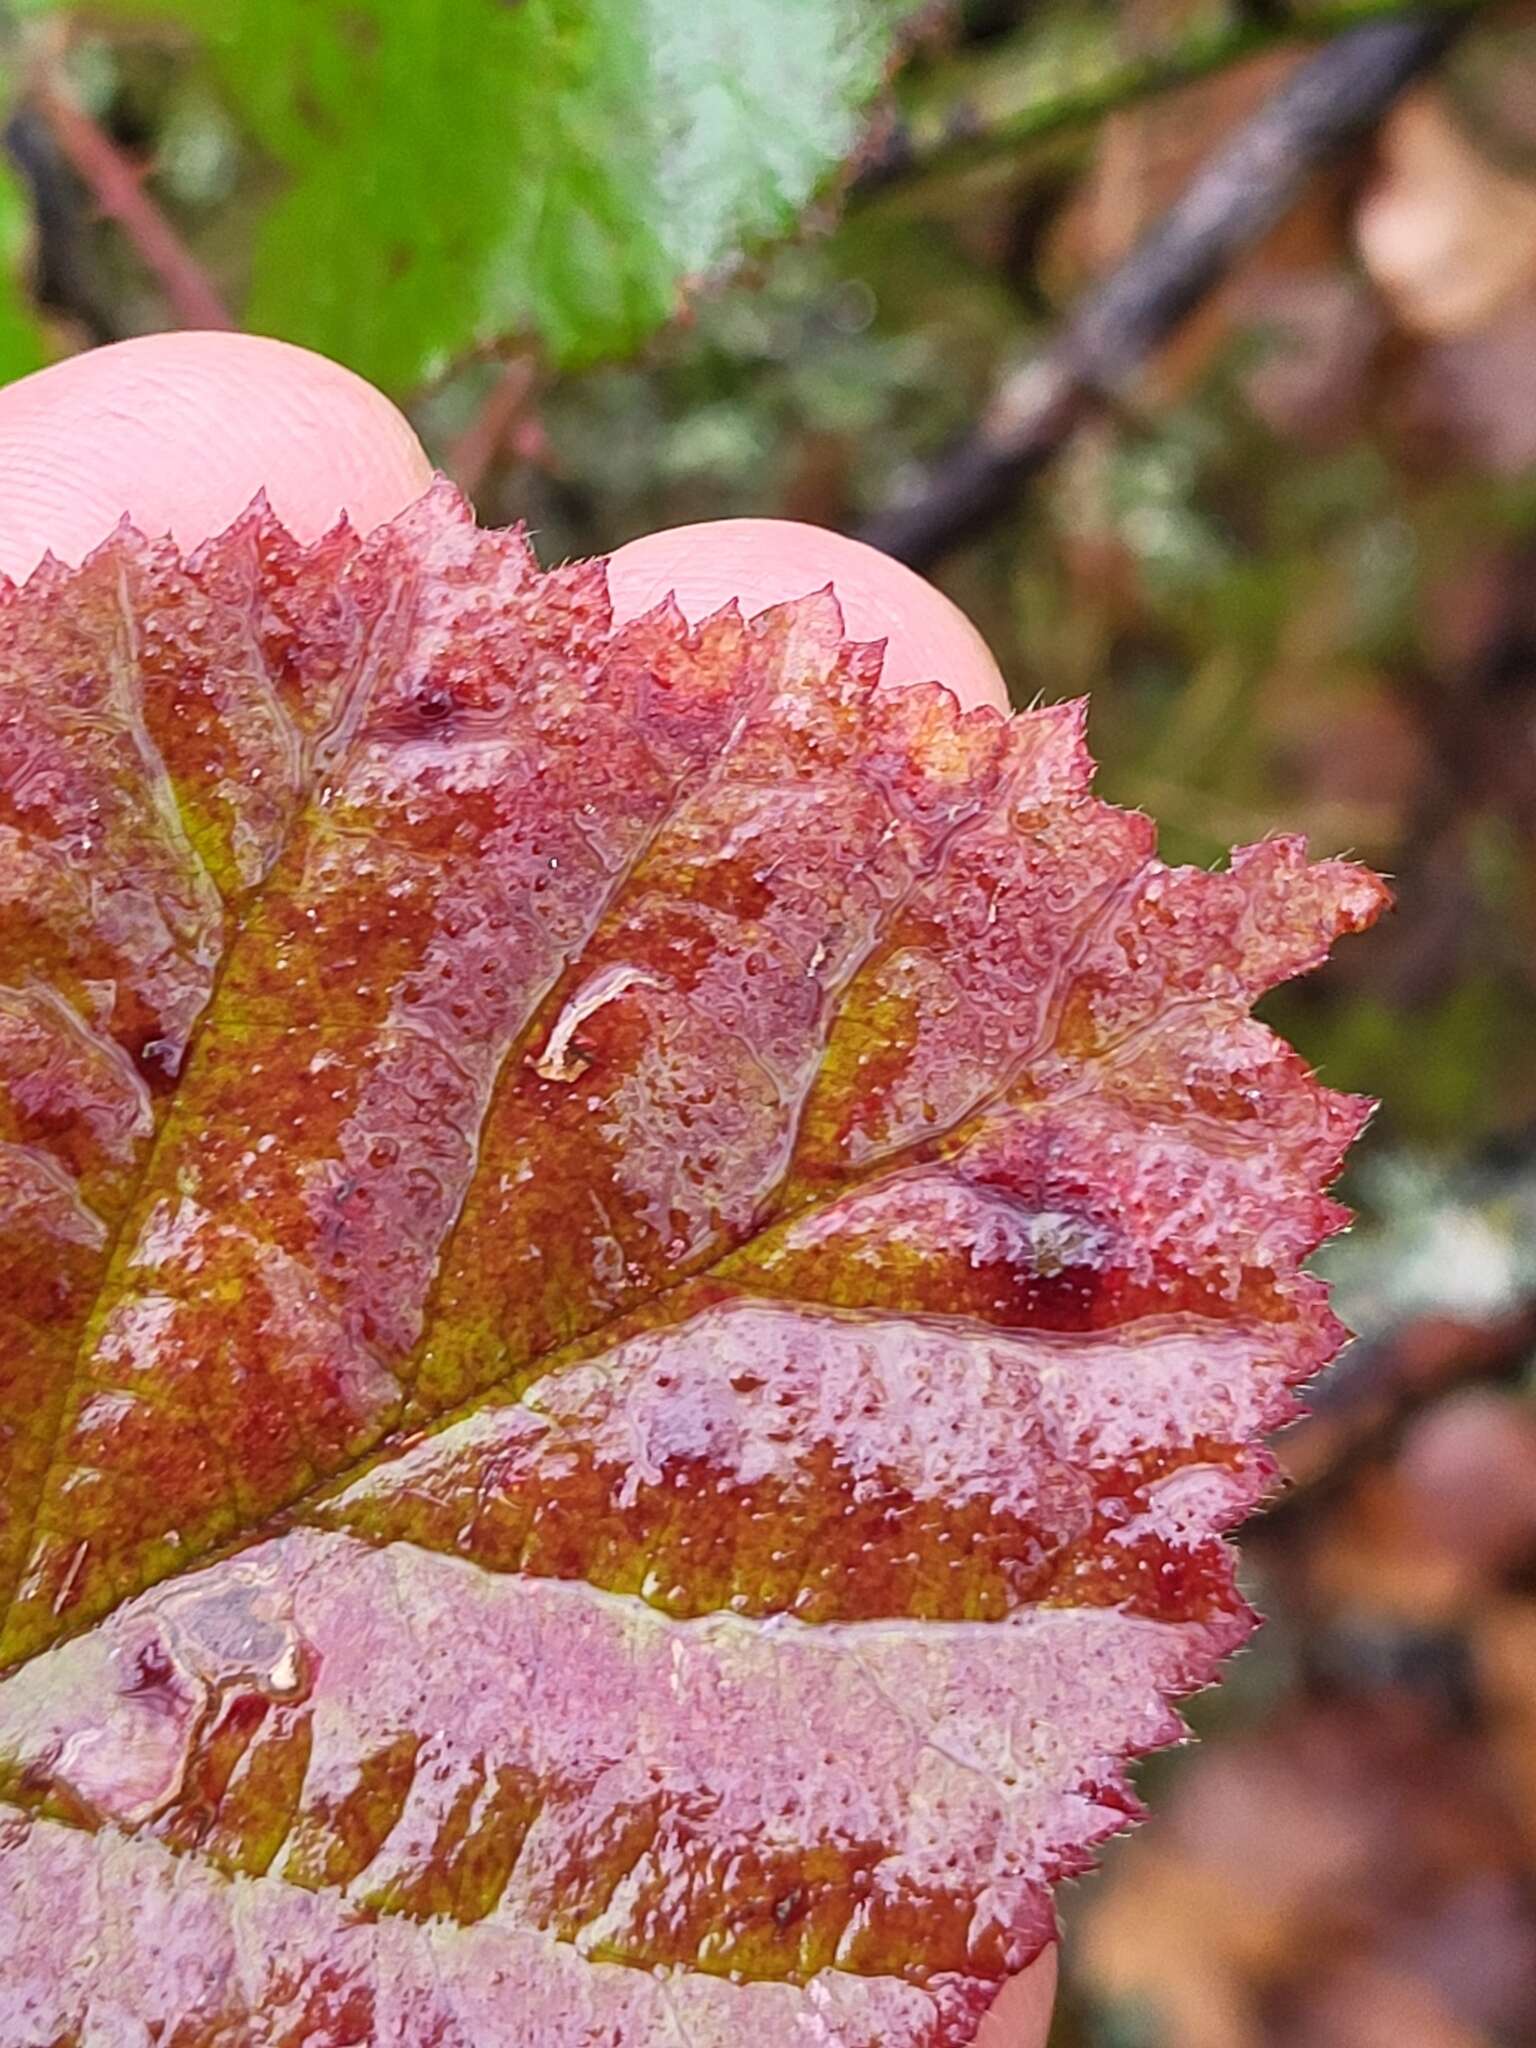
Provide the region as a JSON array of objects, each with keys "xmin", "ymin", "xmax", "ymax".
[
  {"xmin": 6, "ymin": 861, "xmax": 1174, "ymax": 1684},
  {"xmin": 4, "ymin": 567, "xmax": 1172, "ymax": 1680},
  {"xmin": 2, "ymin": 578, "xmax": 866, "ymax": 1666},
  {"xmin": 0, "ymin": 555, "xmax": 424, "ymax": 1652}
]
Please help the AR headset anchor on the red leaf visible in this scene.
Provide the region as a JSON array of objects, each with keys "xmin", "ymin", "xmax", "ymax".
[{"xmin": 0, "ymin": 482, "xmax": 1386, "ymax": 2043}]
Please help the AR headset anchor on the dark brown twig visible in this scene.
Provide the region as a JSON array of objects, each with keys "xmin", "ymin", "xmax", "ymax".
[
  {"xmin": 30, "ymin": 78, "xmax": 234, "ymax": 333},
  {"xmin": 858, "ymin": 12, "xmax": 1468, "ymax": 569},
  {"xmin": 857, "ymin": 0, "xmax": 1484, "ymax": 194},
  {"xmin": 445, "ymin": 355, "xmax": 542, "ymax": 498}
]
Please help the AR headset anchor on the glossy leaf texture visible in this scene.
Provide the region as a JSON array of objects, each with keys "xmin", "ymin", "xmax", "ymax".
[{"xmin": 0, "ymin": 482, "xmax": 1386, "ymax": 2045}]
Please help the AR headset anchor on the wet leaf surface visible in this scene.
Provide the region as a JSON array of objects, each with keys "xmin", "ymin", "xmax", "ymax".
[{"xmin": 0, "ymin": 483, "xmax": 1383, "ymax": 2043}]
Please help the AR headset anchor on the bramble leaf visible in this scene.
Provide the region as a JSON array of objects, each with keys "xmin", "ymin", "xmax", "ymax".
[{"xmin": 0, "ymin": 486, "xmax": 1385, "ymax": 2043}]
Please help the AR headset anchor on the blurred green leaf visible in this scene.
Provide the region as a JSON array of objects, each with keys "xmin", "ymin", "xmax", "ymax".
[
  {"xmin": 90, "ymin": 0, "xmax": 908, "ymax": 390},
  {"xmin": 0, "ymin": 153, "xmax": 46, "ymax": 383},
  {"xmin": 0, "ymin": 45, "xmax": 48, "ymax": 386}
]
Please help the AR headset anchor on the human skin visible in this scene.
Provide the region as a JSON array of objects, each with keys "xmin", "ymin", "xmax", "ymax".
[{"xmin": 0, "ymin": 330, "xmax": 1056, "ymax": 2048}]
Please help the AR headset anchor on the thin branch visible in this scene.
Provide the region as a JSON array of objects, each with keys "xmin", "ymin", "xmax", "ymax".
[
  {"xmin": 445, "ymin": 354, "xmax": 542, "ymax": 497},
  {"xmin": 859, "ymin": 0, "xmax": 1486, "ymax": 194},
  {"xmin": 858, "ymin": 11, "xmax": 1469, "ymax": 569},
  {"xmin": 30, "ymin": 77, "xmax": 234, "ymax": 332}
]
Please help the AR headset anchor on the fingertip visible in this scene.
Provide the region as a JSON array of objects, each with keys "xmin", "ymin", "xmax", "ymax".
[
  {"xmin": 0, "ymin": 331, "xmax": 433, "ymax": 579},
  {"xmin": 973, "ymin": 1946, "xmax": 1060, "ymax": 2048},
  {"xmin": 607, "ymin": 517, "xmax": 1009, "ymax": 714},
  {"xmin": 0, "ymin": 344, "xmax": 1013, "ymax": 722}
]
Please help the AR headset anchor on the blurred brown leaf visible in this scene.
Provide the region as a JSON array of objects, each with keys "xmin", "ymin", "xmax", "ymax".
[{"xmin": 1358, "ymin": 92, "xmax": 1536, "ymax": 337}]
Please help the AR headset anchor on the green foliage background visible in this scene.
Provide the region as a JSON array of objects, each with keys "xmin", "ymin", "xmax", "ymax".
[{"xmin": 48, "ymin": 0, "xmax": 909, "ymax": 386}]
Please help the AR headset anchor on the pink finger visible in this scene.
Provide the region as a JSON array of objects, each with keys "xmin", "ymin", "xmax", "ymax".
[
  {"xmin": 974, "ymin": 1945, "xmax": 1060, "ymax": 2048},
  {"xmin": 0, "ymin": 330, "xmax": 433, "ymax": 580},
  {"xmin": 608, "ymin": 516, "xmax": 1010, "ymax": 714}
]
